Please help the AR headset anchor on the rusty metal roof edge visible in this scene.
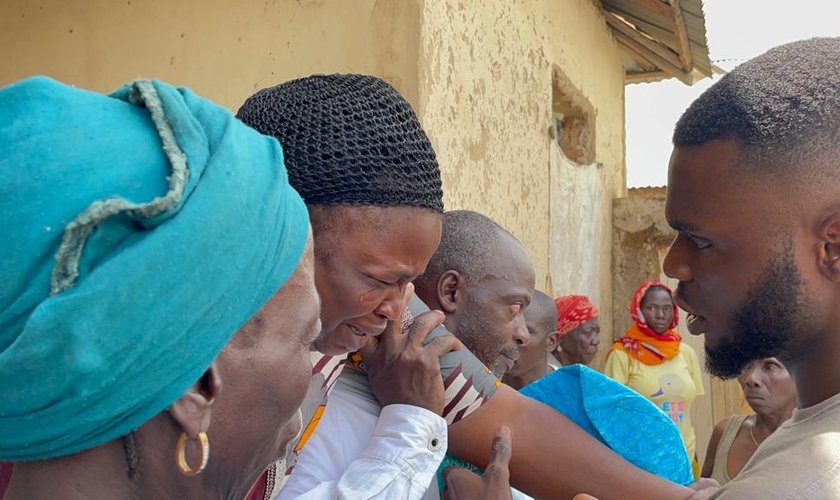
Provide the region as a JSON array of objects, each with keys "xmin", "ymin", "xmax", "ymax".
[{"xmin": 602, "ymin": 0, "xmax": 713, "ymax": 79}]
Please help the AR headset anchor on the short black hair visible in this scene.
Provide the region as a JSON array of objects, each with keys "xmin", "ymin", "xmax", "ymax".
[
  {"xmin": 415, "ymin": 210, "xmax": 517, "ymax": 290},
  {"xmin": 237, "ymin": 74, "xmax": 443, "ymax": 211},
  {"xmin": 673, "ymin": 37, "xmax": 840, "ymax": 177}
]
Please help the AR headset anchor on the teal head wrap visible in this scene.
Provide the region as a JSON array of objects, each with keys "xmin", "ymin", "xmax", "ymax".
[{"xmin": 0, "ymin": 77, "xmax": 310, "ymax": 460}]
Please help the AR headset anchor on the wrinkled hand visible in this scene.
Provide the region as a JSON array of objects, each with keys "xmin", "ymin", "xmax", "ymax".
[
  {"xmin": 442, "ymin": 427, "xmax": 513, "ymax": 500},
  {"xmin": 359, "ymin": 283, "xmax": 462, "ymax": 414}
]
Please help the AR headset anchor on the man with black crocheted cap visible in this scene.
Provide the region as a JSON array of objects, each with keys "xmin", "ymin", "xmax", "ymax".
[
  {"xmin": 238, "ymin": 74, "xmax": 701, "ymax": 500},
  {"xmin": 237, "ymin": 73, "xmax": 494, "ymax": 500}
]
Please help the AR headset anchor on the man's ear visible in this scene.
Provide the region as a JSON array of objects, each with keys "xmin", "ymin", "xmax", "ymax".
[
  {"xmin": 818, "ymin": 215, "xmax": 840, "ymax": 284},
  {"xmin": 437, "ymin": 270, "xmax": 465, "ymax": 314},
  {"xmin": 556, "ymin": 333, "xmax": 571, "ymax": 353},
  {"xmin": 169, "ymin": 362, "xmax": 222, "ymax": 437},
  {"xmin": 545, "ymin": 331, "xmax": 560, "ymax": 353}
]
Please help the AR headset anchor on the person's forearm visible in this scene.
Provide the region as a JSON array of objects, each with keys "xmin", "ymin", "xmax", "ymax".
[{"xmin": 448, "ymin": 385, "xmax": 694, "ymax": 500}]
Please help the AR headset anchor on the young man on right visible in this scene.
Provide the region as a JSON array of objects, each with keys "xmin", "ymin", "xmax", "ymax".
[{"xmin": 663, "ymin": 37, "xmax": 840, "ymax": 498}]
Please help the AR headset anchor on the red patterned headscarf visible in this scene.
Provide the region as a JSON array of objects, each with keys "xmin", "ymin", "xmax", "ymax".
[
  {"xmin": 554, "ymin": 295, "xmax": 599, "ymax": 338},
  {"xmin": 608, "ymin": 281, "xmax": 682, "ymax": 366}
]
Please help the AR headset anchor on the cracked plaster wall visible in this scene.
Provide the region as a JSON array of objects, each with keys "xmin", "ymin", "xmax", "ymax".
[
  {"xmin": 417, "ymin": 0, "xmax": 626, "ymax": 360},
  {"xmin": 2, "ymin": 0, "xmax": 627, "ymax": 358},
  {"xmin": 0, "ymin": 0, "xmax": 418, "ymax": 111}
]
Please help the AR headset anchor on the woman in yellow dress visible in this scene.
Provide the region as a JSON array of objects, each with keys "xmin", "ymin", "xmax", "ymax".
[{"xmin": 604, "ymin": 281, "xmax": 705, "ymax": 477}]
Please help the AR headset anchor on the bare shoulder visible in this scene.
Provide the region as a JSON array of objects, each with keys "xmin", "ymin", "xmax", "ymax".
[
  {"xmin": 712, "ymin": 415, "xmax": 738, "ymax": 435},
  {"xmin": 700, "ymin": 416, "xmax": 733, "ymax": 477}
]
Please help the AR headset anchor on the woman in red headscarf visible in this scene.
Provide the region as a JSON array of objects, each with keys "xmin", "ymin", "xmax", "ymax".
[
  {"xmin": 551, "ymin": 295, "xmax": 601, "ymax": 367},
  {"xmin": 604, "ymin": 281, "xmax": 705, "ymax": 477}
]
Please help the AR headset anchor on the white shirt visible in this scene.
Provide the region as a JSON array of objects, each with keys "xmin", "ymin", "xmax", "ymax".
[
  {"xmin": 279, "ymin": 296, "xmax": 497, "ymax": 499},
  {"xmin": 278, "ymin": 372, "xmax": 447, "ymax": 500},
  {"xmin": 283, "ymin": 371, "xmax": 532, "ymax": 500}
]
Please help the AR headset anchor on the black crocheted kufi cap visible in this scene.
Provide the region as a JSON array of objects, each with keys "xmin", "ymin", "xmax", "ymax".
[{"xmin": 236, "ymin": 74, "xmax": 443, "ymax": 212}]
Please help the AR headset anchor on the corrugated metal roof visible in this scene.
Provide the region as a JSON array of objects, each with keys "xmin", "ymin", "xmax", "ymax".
[{"xmin": 601, "ymin": 0, "xmax": 712, "ymax": 85}]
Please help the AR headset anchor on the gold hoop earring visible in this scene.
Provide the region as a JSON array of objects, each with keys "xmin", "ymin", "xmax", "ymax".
[{"xmin": 176, "ymin": 431, "xmax": 209, "ymax": 476}]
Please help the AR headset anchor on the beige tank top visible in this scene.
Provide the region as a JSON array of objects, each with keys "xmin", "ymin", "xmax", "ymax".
[{"xmin": 710, "ymin": 414, "xmax": 749, "ymax": 486}]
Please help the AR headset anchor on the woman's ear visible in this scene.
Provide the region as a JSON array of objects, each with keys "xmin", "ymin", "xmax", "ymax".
[
  {"xmin": 169, "ymin": 362, "xmax": 222, "ymax": 437},
  {"xmin": 437, "ymin": 270, "xmax": 465, "ymax": 314}
]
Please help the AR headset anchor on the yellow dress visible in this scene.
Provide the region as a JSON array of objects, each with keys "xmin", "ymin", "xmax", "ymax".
[{"xmin": 604, "ymin": 343, "xmax": 705, "ymax": 459}]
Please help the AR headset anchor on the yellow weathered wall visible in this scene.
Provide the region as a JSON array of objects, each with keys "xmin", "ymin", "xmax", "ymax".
[
  {"xmin": 417, "ymin": 0, "xmax": 626, "ymax": 351},
  {"xmin": 0, "ymin": 0, "xmax": 420, "ymax": 111},
  {"xmin": 1, "ymin": 0, "xmax": 626, "ymax": 350}
]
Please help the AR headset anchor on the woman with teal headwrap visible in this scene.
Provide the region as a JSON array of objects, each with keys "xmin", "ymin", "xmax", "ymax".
[{"xmin": 0, "ymin": 76, "xmax": 314, "ymax": 499}]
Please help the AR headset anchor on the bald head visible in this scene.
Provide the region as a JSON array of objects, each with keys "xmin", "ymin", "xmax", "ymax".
[{"xmin": 414, "ymin": 210, "xmax": 535, "ymax": 378}]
